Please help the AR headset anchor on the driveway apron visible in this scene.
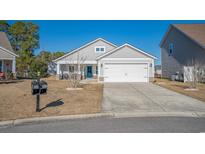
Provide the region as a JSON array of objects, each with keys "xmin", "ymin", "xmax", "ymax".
[{"xmin": 102, "ymin": 83, "xmax": 205, "ymax": 113}]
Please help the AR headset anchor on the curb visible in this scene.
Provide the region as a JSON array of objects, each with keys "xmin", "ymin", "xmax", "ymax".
[
  {"xmin": 0, "ymin": 120, "xmax": 13, "ymax": 129},
  {"xmin": 114, "ymin": 112, "xmax": 205, "ymax": 118},
  {"xmin": 1, "ymin": 111, "xmax": 205, "ymax": 129},
  {"xmin": 0, "ymin": 113, "xmax": 114, "ymax": 128}
]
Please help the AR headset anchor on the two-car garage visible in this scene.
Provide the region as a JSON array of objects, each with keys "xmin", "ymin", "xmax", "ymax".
[
  {"xmin": 97, "ymin": 44, "xmax": 156, "ymax": 83},
  {"xmin": 103, "ymin": 63, "xmax": 149, "ymax": 82}
]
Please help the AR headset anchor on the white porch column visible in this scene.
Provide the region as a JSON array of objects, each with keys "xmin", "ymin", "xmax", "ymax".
[
  {"xmin": 56, "ymin": 63, "xmax": 60, "ymax": 80},
  {"xmin": 97, "ymin": 61, "xmax": 101, "ymax": 82},
  {"xmin": 56, "ymin": 63, "xmax": 60, "ymax": 75},
  {"xmin": 56, "ymin": 63, "xmax": 61, "ymax": 80},
  {"xmin": 12, "ymin": 57, "xmax": 16, "ymax": 73}
]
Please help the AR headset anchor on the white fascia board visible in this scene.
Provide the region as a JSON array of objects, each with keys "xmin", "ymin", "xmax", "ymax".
[
  {"xmin": 0, "ymin": 46, "xmax": 19, "ymax": 57},
  {"xmin": 57, "ymin": 60, "xmax": 97, "ymax": 65},
  {"xmin": 100, "ymin": 58, "xmax": 152, "ymax": 61},
  {"xmin": 100, "ymin": 58, "xmax": 153, "ymax": 65},
  {"xmin": 0, "ymin": 58, "xmax": 15, "ymax": 60},
  {"xmin": 53, "ymin": 38, "xmax": 117, "ymax": 62},
  {"xmin": 96, "ymin": 44, "xmax": 157, "ymax": 60}
]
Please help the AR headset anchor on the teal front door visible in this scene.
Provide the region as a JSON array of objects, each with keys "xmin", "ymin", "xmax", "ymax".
[{"xmin": 87, "ymin": 66, "xmax": 93, "ymax": 78}]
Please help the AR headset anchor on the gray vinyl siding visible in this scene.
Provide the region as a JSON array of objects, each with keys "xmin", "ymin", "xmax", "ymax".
[
  {"xmin": 98, "ymin": 45, "xmax": 155, "ymax": 82},
  {"xmin": 0, "ymin": 48, "xmax": 15, "ymax": 59},
  {"xmin": 161, "ymin": 27, "xmax": 205, "ymax": 79},
  {"xmin": 59, "ymin": 40, "xmax": 116, "ymax": 61},
  {"xmin": 104, "ymin": 45, "xmax": 149, "ymax": 58}
]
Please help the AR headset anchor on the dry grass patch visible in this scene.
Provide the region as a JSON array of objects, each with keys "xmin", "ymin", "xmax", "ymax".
[
  {"xmin": 0, "ymin": 78, "xmax": 103, "ymax": 121},
  {"xmin": 154, "ymin": 78, "xmax": 205, "ymax": 102}
]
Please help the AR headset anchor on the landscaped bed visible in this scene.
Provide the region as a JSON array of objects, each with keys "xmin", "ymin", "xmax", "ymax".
[
  {"xmin": 0, "ymin": 78, "xmax": 103, "ymax": 121},
  {"xmin": 154, "ymin": 78, "xmax": 205, "ymax": 102}
]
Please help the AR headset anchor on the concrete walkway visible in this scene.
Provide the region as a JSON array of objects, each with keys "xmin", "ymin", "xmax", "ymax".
[{"xmin": 102, "ymin": 83, "xmax": 205, "ymax": 115}]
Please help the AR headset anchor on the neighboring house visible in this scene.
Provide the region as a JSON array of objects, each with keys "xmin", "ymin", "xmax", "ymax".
[
  {"xmin": 53, "ymin": 38, "xmax": 156, "ymax": 82},
  {"xmin": 155, "ymin": 65, "xmax": 162, "ymax": 77},
  {"xmin": 160, "ymin": 24, "xmax": 205, "ymax": 80},
  {"xmin": 0, "ymin": 32, "xmax": 18, "ymax": 75}
]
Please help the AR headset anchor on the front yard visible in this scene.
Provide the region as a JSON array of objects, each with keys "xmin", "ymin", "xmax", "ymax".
[
  {"xmin": 154, "ymin": 78, "xmax": 205, "ymax": 102},
  {"xmin": 0, "ymin": 78, "xmax": 103, "ymax": 121}
]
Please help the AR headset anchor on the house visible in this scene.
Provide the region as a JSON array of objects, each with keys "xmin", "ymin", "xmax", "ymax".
[
  {"xmin": 53, "ymin": 38, "xmax": 156, "ymax": 82},
  {"xmin": 0, "ymin": 32, "xmax": 18, "ymax": 75},
  {"xmin": 160, "ymin": 24, "xmax": 205, "ymax": 80}
]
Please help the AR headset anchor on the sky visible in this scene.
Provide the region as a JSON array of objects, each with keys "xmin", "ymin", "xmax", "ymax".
[{"xmin": 8, "ymin": 20, "xmax": 205, "ymax": 64}]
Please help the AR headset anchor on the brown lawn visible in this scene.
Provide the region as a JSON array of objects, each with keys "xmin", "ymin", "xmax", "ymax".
[
  {"xmin": 154, "ymin": 78, "xmax": 205, "ymax": 102},
  {"xmin": 0, "ymin": 78, "xmax": 103, "ymax": 121}
]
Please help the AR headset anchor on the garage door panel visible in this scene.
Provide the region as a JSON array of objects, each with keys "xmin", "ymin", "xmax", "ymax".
[{"xmin": 104, "ymin": 63, "xmax": 148, "ymax": 82}]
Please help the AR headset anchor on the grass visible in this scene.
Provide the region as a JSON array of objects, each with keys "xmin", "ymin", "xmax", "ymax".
[
  {"xmin": 154, "ymin": 78, "xmax": 205, "ymax": 102},
  {"xmin": 0, "ymin": 78, "xmax": 103, "ymax": 121}
]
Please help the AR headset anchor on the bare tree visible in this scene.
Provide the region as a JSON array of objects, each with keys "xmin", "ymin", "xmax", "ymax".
[
  {"xmin": 184, "ymin": 59, "xmax": 205, "ymax": 89},
  {"xmin": 65, "ymin": 53, "xmax": 86, "ymax": 88}
]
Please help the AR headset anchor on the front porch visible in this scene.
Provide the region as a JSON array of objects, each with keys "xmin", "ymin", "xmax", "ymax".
[
  {"xmin": 57, "ymin": 63, "xmax": 98, "ymax": 80},
  {"xmin": 0, "ymin": 59, "xmax": 16, "ymax": 80}
]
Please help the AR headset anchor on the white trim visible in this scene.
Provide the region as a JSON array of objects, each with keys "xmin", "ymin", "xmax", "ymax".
[
  {"xmin": 53, "ymin": 38, "xmax": 117, "ymax": 62},
  {"xmin": 99, "ymin": 58, "xmax": 155, "ymax": 83},
  {"xmin": 103, "ymin": 62, "xmax": 149, "ymax": 83},
  {"xmin": 100, "ymin": 58, "xmax": 152, "ymax": 61},
  {"xmin": 0, "ymin": 58, "xmax": 14, "ymax": 60},
  {"xmin": 57, "ymin": 60, "xmax": 97, "ymax": 65},
  {"xmin": 12, "ymin": 57, "xmax": 16, "ymax": 73},
  {"xmin": 96, "ymin": 43, "xmax": 157, "ymax": 60},
  {"xmin": 95, "ymin": 46, "xmax": 106, "ymax": 53},
  {"xmin": 56, "ymin": 63, "xmax": 60, "ymax": 75},
  {"xmin": 102, "ymin": 60, "xmax": 151, "ymax": 64},
  {"xmin": 0, "ymin": 46, "xmax": 19, "ymax": 57}
]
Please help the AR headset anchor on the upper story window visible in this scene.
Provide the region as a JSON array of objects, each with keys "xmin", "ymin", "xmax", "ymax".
[
  {"xmin": 169, "ymin": 43, "xmax": 174, "ymax": 56},
  {"xmin": 95, "ymin": 46, "xmax": 105, "ymax": 53}
]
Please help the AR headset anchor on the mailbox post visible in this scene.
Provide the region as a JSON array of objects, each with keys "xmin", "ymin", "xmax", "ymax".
[
  {"xmin": 31, "ymin": 72, "xmax": 47, "ymax": 112},
  {"xmin": 36, "ymin": 78, "xmax": 40, "ymax": 112}
]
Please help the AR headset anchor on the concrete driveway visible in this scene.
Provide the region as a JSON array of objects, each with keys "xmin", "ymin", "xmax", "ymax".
[{"xmin": 102, "ymin": 83, "xmax": 205, "ymax": 115}]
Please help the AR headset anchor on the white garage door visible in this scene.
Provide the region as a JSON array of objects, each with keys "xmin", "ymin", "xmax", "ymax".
[{"xmin": 104, "ymin": 63, "xmax": 148, "ymax": 82}]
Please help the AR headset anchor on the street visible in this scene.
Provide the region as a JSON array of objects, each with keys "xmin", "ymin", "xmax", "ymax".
[{"xmin": 1, "ymin": 116, "xmax": 205, "ymax": 133}]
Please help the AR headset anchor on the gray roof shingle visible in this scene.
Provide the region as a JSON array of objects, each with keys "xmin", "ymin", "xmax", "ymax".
[{"xmin": 173, "ymin": 24, "xmax": 205, "ymax": 49}]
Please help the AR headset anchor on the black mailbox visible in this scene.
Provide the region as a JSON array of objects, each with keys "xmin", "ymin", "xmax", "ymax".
[{"xmin": 32, "ymin": 80, "xmax": 47, "ymax": 95}]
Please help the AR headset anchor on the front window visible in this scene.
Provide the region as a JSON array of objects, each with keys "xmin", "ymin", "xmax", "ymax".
[
  {"xmin": 169, "ymin": 43, "xmax": 174, "ymax": 56},
  {"xmin": 95, "ymin": 46, "xmax": 105, "ymax": 53}
]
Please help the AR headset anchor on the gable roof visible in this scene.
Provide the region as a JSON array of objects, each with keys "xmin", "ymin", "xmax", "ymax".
[
  {"xmin": 0, "ymin": 32, "xmax": 18, "ymax": 57},
  {"xmin": 96, "ymin": 43, "xmax": 157, "ymax": 60},
  {"xmin": 0, "ymin": 32, "xmax": 14, "ymax": 51},
  {"xmin": 53, "ymin": 38, "xmax": 117, "ymax": 62},
  {"xmin": 160, "ymin": 24, "xmax": 205, "ymax": 49}
]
